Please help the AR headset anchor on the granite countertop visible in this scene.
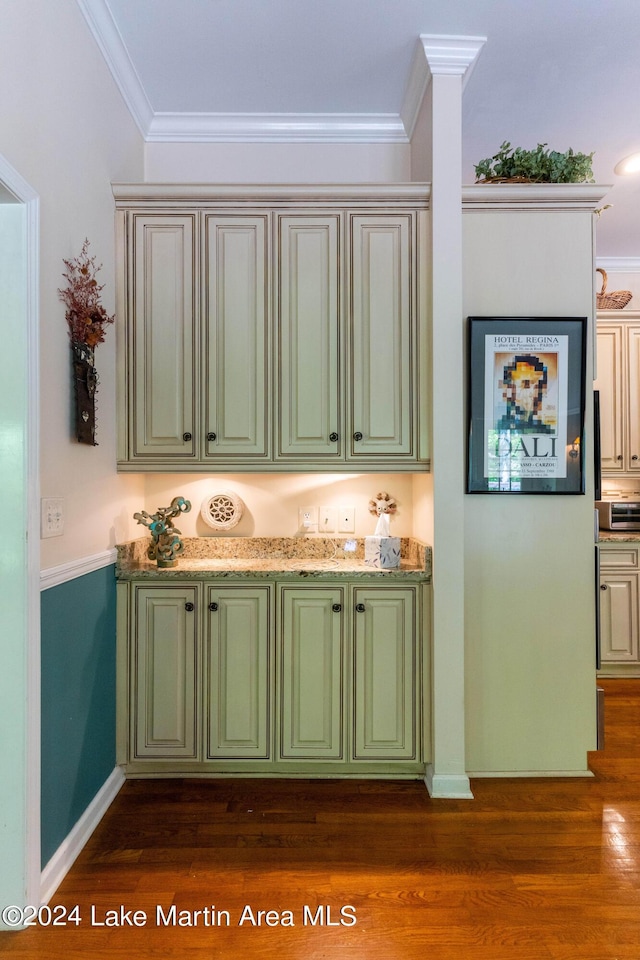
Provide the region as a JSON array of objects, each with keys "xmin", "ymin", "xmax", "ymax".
[
  {"xmin": 116, "ymin": 536, "xmax": 432, "ymax": 582},
  {"xmin": 599, "ymin": 532, "xmax": 640, "ymax": 543}
]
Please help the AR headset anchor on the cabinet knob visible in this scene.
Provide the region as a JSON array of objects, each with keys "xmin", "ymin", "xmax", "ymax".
[
  {"xmin": 184, "ymin": 602, "xmax": 195, "ymax": 612},
  {"xmin": 182, "ymin": 432, "xmax": 192, "ymax": 442},
  {"xmin": 209, "ymin": 602, "xmax": 219, "ymax": 612},
  {"xmin": 633, "ymin": 455, "xmax": 639, "ymax": 461},
  {"xmin": 332, "ymin": 603, "xmax": 342, "ymax": 613},
  {"xmin": 353, "ymin": 431, "xmax": 363, "ymax": 442},
  {"xmin": 207, "ymin": 432, "xmax": 217, "ymax": 442},
  {"xmin": 329, "ymin": 432, "xmax": 338, "ymax": 443},
  {"xmin": 617, "ymin": 455, "xmax": 623, "ymax": 460},
  {"xmin": 355, "ymin": 602, "xmax": 366, "ymax": 613},
  {"xmin": 600, "ymin": 584, "xmax": 608, "ymax": 591}
]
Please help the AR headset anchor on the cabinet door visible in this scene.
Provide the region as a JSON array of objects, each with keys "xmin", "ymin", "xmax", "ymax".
[
  {"xmin": 203, "ymin": 216, "xmax": 269, "ymax": 459},
  {"xmin": 276, "ymin": 215, "xmax": 341, "ymax": 459},
  {"xmin": 132, "ymin": 585, "xmax": 199, "ymax": 759},
  {"xmin": 626, "ymin": 326, "xmax": 640, "ymax": 472},
  {"xmin": 352, "ymin": 587, "xmax": 417, "ymax": 759},
  {"xmin": 205, "ymin": 585, "xmax": 271, "ymax": 758},
  {"xmin": 130, "ymin": 215, "xmax": 197, "ymax": 459},
  {"xmin": 349, "ymin": 214, "xmax": 415, "ymax": 459},
  {"xmin": 279, "ymin": 587, "xmax": 345, "ymax": 759},
  {"xmin": 600, "ymin": 573, "xmax": 639, "ymax": 662},
  {"xmin": 595, "ymin": 323, "xmax": 624, "ymax": 473}
]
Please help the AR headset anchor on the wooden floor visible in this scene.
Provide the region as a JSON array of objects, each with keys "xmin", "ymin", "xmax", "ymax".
[{"xmin": 2, "ymin": 679, "xmax": 640, "ymax": 959}]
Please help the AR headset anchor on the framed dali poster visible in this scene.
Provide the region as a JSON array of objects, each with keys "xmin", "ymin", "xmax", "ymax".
[{"xmin": 467, "ymin": 317, "xmax": 587, "ymax": 494}]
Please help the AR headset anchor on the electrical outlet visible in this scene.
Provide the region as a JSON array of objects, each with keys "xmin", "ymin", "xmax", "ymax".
[
  {"xmin": 337, "ymin": 505, "xmax": 355, "ymax": 533},
  {"xmin": 41, "ymin": 498, "xmax": 64, "ymax": 538},
  {"xmin": 319, "ymin": 506, "xmax": 336, "ymax": 533},
  {"xmin": 298, "ymin": 505, "xmax": 318, "ymax": 531}
]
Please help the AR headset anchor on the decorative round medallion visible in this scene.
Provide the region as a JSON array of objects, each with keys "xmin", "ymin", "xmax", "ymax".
[{"xmin": 200, "ymin": 491, "xmax": 244, "ymax": 530}]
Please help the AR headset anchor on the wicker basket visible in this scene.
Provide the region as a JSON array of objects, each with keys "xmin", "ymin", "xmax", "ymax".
[{"xmin": 596, "ymin": 268, "xmax": 632, "ymax": 310}]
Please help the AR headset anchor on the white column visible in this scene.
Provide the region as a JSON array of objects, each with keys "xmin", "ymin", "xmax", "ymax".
[{"xmin": 420, "ymin": 36, "xmax": 484, "ymax": 798}]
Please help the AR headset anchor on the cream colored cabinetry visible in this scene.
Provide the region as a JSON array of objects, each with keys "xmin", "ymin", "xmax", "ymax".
[
  {"xmin": 596, "ymin": 312, "xmax": 640, "ymax": 476},
  {"xmin": 118, "ymin": 578, "xmax": 425, "ymax": 774},
  {"xmin": 114, "ymin": 185, "xmax": 428, "ymax": 472},
  {"xmin": 599, "ymin": 543, "xmax": 640, "ymax": 676}
]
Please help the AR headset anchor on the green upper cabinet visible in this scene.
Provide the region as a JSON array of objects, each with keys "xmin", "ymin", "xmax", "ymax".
[
  {"xmin": 114, "ymin": 185, "xmax": 430, "ymax": 472},
  {"xmin": 203, "ymin": 215, "xmax": 270, "ymax": 460},
  {"xmin": 276, "ymin": 214, "xmax": 342, "ymax": 460},
  {"xmin": 129, "ymin": 214, "xmax": 198, "ymax": 460},
  {"xmin": 349, "ymin": 214, "xmax": 415, "ymax": 460}
]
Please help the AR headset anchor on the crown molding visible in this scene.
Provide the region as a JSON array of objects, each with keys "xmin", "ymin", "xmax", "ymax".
[
  {"xmin": 112, "ymin": 182, "xmax": 431, "ymax": 207},
  {"xmin": 401, "ymin": 34, "xmax": 486, "ymax": 140},
  {"xmin": 420, "ymin": 34, "xmax": 486, "ymax": 83},
  {"xmin": 596, "ymin": 257, "xmax": 640, "ymax": 273},
  {"xmin": 462, "ymin": 182, "xmax": 611, "ymax": 211},
  {"xmin": 146, "ymin": 112, "xmax": 408, "ymax": 143},
  {"xmin": 78, "ymin": 5, "xmax": 484, "ymax": 145},
  {"xmin": 76, "ymin": 0, "xmax": 154, "ymax": 137}
]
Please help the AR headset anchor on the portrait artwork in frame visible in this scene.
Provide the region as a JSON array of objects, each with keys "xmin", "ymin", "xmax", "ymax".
[{"xmin": 467, "ymin": 317, "xmax": 587, "ymax": 494}]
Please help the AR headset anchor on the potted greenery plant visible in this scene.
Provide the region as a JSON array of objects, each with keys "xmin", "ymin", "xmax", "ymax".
[{"xmin": 474, "ymin": 141, "xmax": 594, "ymax": 184}]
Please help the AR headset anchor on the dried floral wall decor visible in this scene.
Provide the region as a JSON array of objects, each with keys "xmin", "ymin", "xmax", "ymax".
[{"xmin": 58, "ymin": 239, "xmax": 114, "ymax": 445}]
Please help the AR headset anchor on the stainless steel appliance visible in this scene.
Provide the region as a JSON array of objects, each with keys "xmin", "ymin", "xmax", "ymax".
[{"xmin": 596, "ymin": 497, "xmax": 640, "ymax": 531}]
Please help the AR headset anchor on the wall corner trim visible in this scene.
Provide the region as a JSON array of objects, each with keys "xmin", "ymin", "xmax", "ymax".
[
  {"xmin": 40, "ymin": 766, "xmax": 125, "ymax": 905},
  {"xmin": 424, "ymin": 766, "xmax": 474, "ymax": 799},
  {"xmin": 40, "ymin": 549, "xmax": 117, "ymax": 591}
]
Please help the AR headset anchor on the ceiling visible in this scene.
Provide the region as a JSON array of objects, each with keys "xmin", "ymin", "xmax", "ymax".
[{"xmin": 79, "ymin": 0, "xmax": 640, "ymax": 258}]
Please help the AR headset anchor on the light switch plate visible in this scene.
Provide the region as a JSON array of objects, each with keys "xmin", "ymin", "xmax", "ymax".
[{"xmin": 41, "ymin": 498, "xmax": 64, "ymax": 538}]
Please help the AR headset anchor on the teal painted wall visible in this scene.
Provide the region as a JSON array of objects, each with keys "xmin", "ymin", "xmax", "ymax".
[{"xmin": 40, "ymin": 564, "xmax": 117, "ymax": 867}]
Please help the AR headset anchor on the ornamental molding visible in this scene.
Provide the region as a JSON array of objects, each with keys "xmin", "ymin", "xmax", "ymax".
[
  {"xmin": 77, "ymin": 2, "xmax": 482, "ymax": 145},
  {"xmin": 462, "ymin": 183, "xmax": 611, "ymax": 212},
  {"xmin": 40, "ymin": 549, "xmax": 117, "ymax": 591}
]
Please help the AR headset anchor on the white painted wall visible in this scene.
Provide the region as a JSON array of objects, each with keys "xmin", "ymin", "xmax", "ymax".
[
  {"xmin": 463, "ymin": 206, "xmax": 599, "ymax": 774},
  {"xmin": 138, "ymin": 473, "xmax": 418, "ymax": 540},
  {"xmin": 145, "ymin": 141, "xmax": 412, "ymax": 183},
  {"xmin": 1, "ymin": 0, "xmax": 145, "ymax": 571}
]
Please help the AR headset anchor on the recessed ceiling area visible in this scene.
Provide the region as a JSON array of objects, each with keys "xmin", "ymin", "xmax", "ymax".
[{"xmin": 79, "ymin": 0, "xmax": 640, "ymax": 257}]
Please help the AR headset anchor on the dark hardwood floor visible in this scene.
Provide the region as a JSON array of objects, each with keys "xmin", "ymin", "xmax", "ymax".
[{"xmin": 2, "ymin": 679, "xmax": 640, "ymax": 959}]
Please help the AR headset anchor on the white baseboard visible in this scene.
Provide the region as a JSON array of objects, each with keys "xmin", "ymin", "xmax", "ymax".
[
  {"xmin": 467, "ymin": 769, "xmax": 594, "ymax": 778},
  {"xmin": 40, "ymin": 766, "xmax": 125, "ymax": 904},
  {"xmin": 424, "ymin": 765, "xmax": 474, "ymax": 799}
]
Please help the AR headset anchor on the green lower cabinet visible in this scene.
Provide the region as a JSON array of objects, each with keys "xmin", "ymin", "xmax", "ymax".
[
  {"xmin": 352, "ymin": 587, "xmax": 417, "ymax": 760},
  {"xmin": 205, "ymin": 585, "xmax": 271, "ymax": 759},
  {"xmin": 121, "ymin": 578, "xmax": 424, "ymax": 774},
  {"xmin": 279, "ymin": 587, "xmax": 345, "ymax": 759},
  {"xmin": 132, "ymin": 584, "xmax": 200, "ymax": 760}
]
